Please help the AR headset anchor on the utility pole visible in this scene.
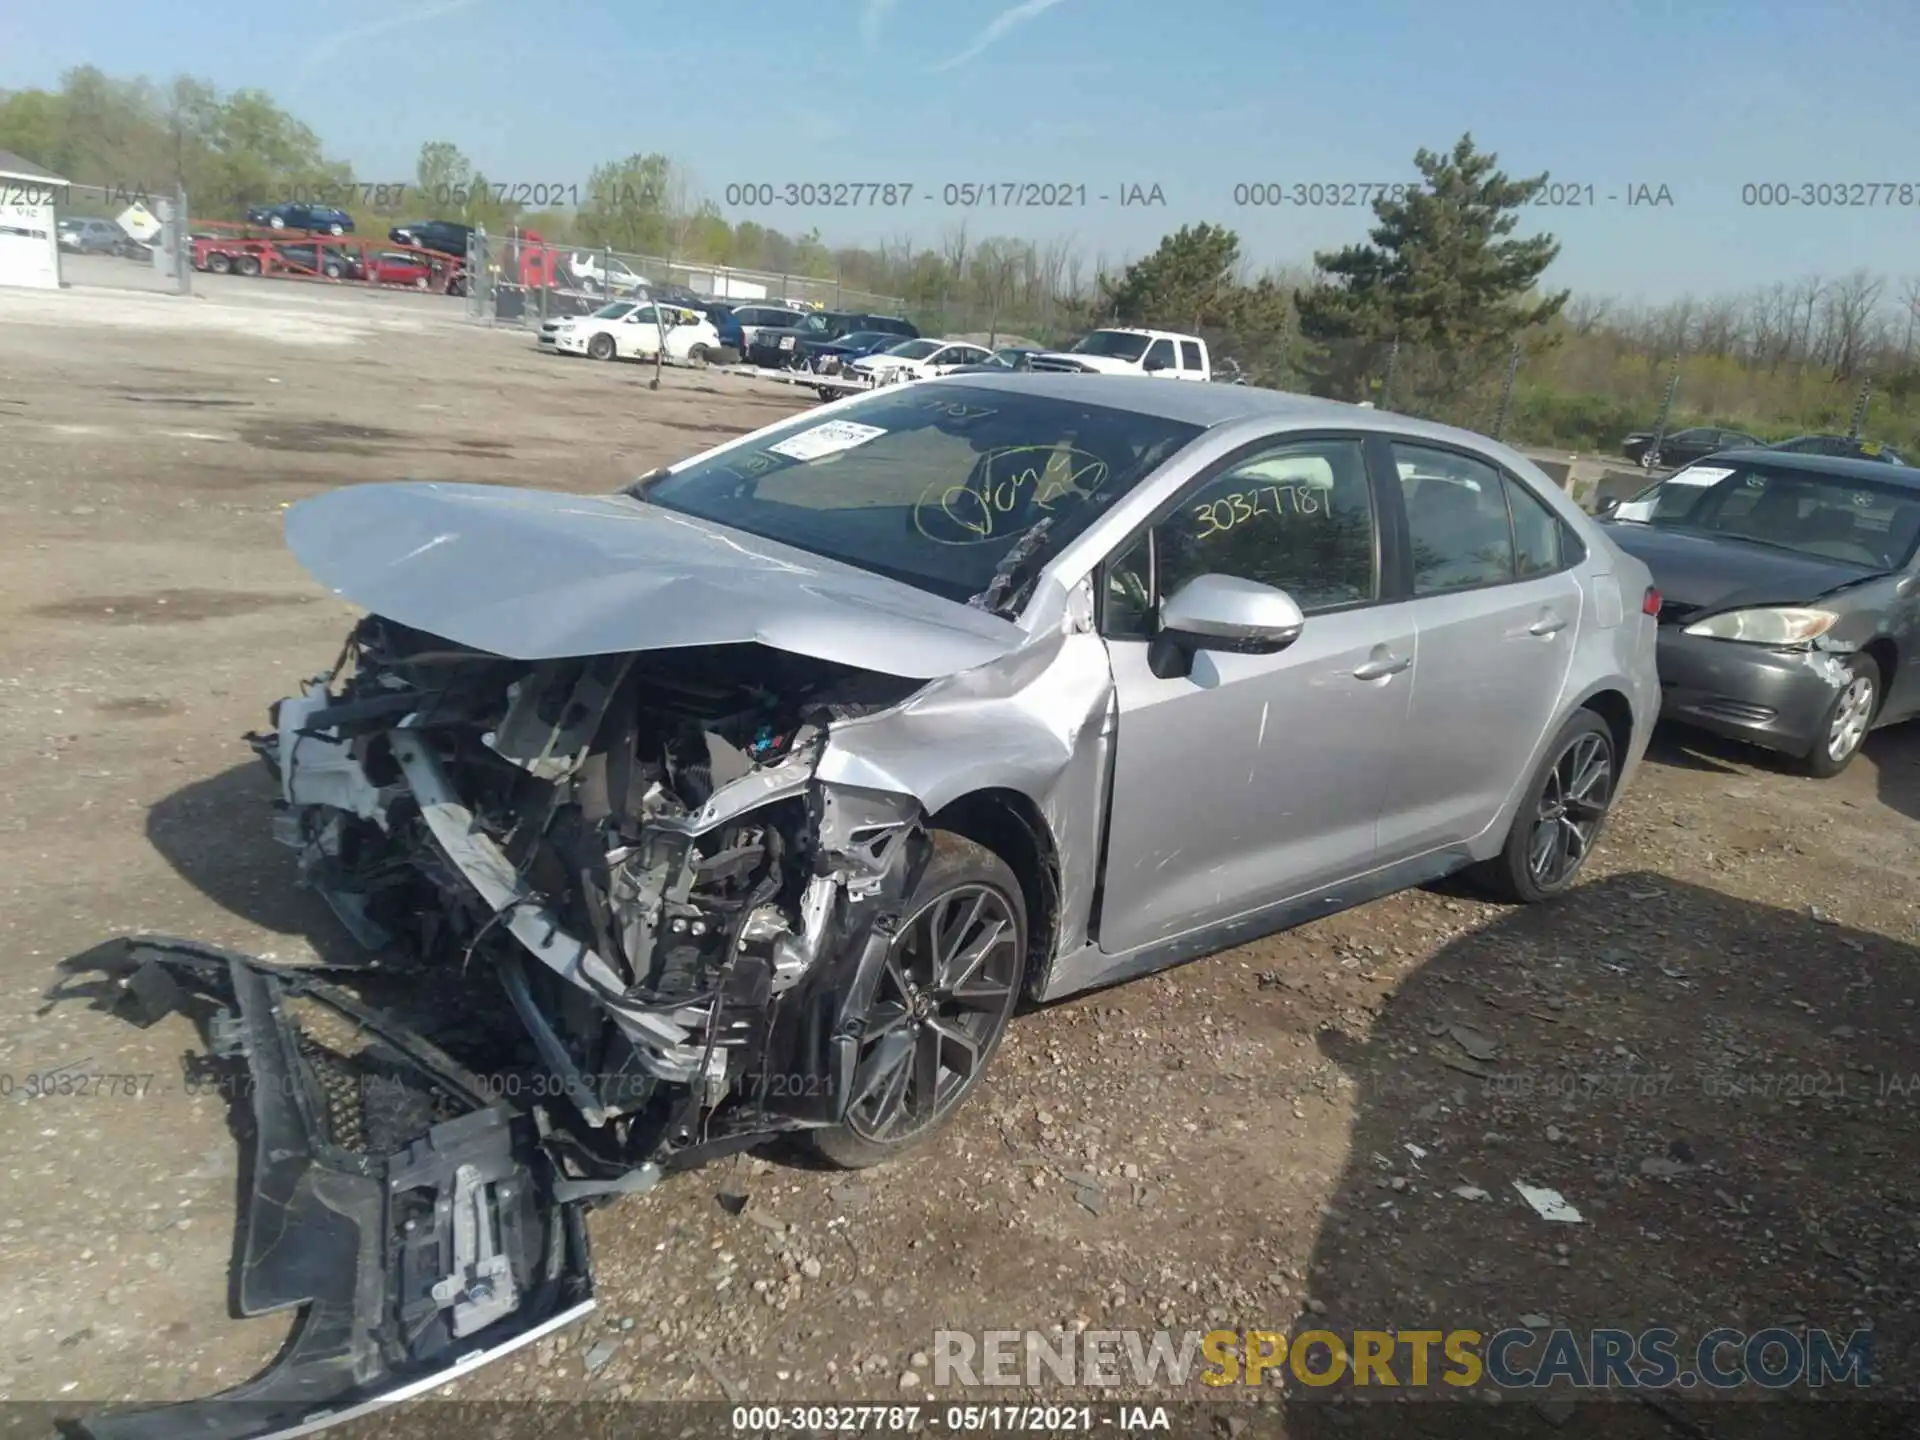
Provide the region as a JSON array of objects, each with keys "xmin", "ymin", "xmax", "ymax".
[{"xmin": 1491, "ymin": 338, "xmax": 1523, "ymax": 441}]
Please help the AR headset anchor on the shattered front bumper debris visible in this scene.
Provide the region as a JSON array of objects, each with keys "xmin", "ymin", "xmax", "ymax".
[{"xmin": 64, "ymin": 936, "xmax": 596, "ymax": 1440}]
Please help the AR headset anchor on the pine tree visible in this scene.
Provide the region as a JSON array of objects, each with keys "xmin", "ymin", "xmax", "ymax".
[{"xmin": 1295, "ymin": 134, "xmax": 1569, "ymax": 411}]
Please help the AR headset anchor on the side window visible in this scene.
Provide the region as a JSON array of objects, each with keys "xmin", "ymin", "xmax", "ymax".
[
  {"xmin": 1156, "ymin": 438, "xmax": 1378, "ymax": 614},
  {"xmin": 1180, "ymin": 340, "xmax": 1203, "ymax": 370},
  {"xmin": 1392, "ymin": 443, "xmax": 1517, "ymax": 595},
  {"xmin": 1504, "ymin": 473, "xmax": 1564, "ymax": 577},
  {"xmin": 1143, "ymin": 338, "xmax": 1176, "ymax": 370}
]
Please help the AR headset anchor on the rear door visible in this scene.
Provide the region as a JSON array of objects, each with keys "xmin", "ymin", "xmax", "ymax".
[{"xmin": 1373, "ymin": 438, "xmax": 1583, "ymax": 861}]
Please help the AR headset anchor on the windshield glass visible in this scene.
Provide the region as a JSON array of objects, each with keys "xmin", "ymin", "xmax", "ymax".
[
  {"xmin": 1648, "ymin": 464, "xmax": 1920, "ymax": 569},
  {"xmin": 837, "ymin": 332, "xmax": 890, "ymax": 347},
  {"xmin": 1071, "ymin": 330, "xmax": 1152, "ymax": 361},
  {"xmin": 884, "ymin": 339, "xmax": 941, "ymax": 360},
  {"xmin": 639, "ymin": 383, "xmax": 1204, "ymax": 603},
  {"xmin": 991, "ymin": 349, "xmax": 1028, "ymax": 366},
  {"xmin": 590, "ymin": 301, "xmax": 638, "ymax": 320}
]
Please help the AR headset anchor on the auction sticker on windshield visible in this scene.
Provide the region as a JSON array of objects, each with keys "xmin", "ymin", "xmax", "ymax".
[
  {"xmin": 768, "ymin": 421, "xmax": 888, "ymax": 462},
  {"xmin": 1671, "ymin": 465, "xmax": 1735, "ymax": 486}
]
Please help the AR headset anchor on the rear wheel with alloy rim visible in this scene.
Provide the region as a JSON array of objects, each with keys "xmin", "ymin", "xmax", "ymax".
[
  {"xmin": 587, "ymin": 332, "xmax": 617, "ymax": 361},
  {"xmin": 1472, "ymin": 710, "xmax": 1617, "ymax": 903},
  {"xmin": 809, "ymin": 833, "xmax": 1026, "ymax": 1169},
  {"xmin": 1802, "ymin": 655, "xmax": 1879, "ymax": 778}
]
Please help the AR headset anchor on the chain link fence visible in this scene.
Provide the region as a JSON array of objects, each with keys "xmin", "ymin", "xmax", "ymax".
[
  {"xmin": 465, "ymin": 231, "xmax": 905, "ymax": 328},
  {"xmin": 53, "ymin": 181, "xmax": 189, "ymax": 296}
]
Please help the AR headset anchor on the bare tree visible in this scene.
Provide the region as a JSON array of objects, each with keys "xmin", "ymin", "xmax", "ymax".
[{"xmin": 1564, "ymin": 294, "xmax": 1614, "ymax": 337}]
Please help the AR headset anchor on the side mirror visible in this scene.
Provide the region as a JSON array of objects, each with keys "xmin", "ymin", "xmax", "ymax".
[
  {"xmin": 1149, "ymin": 574, "xmax": 1305, "ymax": 678},
  {"xmin": 1143, "ymin": 356, "xmax": 1169, "ymax": 372}
]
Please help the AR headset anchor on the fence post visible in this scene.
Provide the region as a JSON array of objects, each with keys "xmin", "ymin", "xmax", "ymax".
[
  {"xmin": 172, "ymin": 184, "xmax": 191, "ymax": 295},
  {"xmin": 1848, "ymin": 376, "xmax": 1873, "ymax": 439},
  {"xmin": 1644, "ymin": 351, "xmax": 1683, "ymax": 469},
  {"xmin": 1379, "ymin": 337, "xmax": 1401, "ymax": 411},
  {"xmin": 1491, "ymin": 338, "xmax": 1523, "ymax": 441}
]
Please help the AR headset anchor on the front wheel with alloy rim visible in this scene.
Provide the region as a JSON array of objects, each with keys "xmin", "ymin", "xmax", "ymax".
[
  {"xmin": 1802, "ymin": 655, "xmax": 1880, "ymax": 778},
  {"xmin": 1471, "ymin": 710, "xmax": 1617, "ymax": 904},
  {"xmin": 587, "ymin": 332, "xmax": 617, "ymax": 361},
  {"xmin": 809, "ymin": 832, "xmax": 1027, "ymax": 1169}
]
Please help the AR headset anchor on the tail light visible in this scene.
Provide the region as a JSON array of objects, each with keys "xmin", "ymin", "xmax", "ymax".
[{"xmin": 1642, "ymin": 586, "xmax": 1662, "ymax": 616}]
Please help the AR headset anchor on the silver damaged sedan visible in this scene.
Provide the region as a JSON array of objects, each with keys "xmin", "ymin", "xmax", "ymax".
[{"xmin": 74, "ymin": 376, "xmax": 1661, "ymax": 1437}]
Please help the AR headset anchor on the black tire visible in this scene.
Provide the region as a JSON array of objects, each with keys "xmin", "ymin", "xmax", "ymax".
[
  {"xmin": 687, "ymin": 343, "xmax": 711, "ymax": 367},
  {"xmin": 323, "ymin": 262, "xmax": 343, "ymax": 279},
  {"xmin": 1470, "ymin": 709, "xmax": 1617, "ymax": 904},
  {"xmin": 208, "ymin": 252, "xmax": 232, "ymax": 275},
  {"xmin": 809, "ymin": 831, "xmax": 1027, "ymax": 1170},
  {"xmin": 817, "ymin": 387, "xmax": 837, "ymax": 402},
  {"xmin": 588, "ymin": 332, "xmax": 617, "ymax": 362},
  {"xmin": 236, "ymin": 254, "xmax": 261, "ymax": 277},
  {"xmin": 267, "ymin": 215, "xmax": 285, "ymax": 229},
  {"xmin": 412, "ymin": 275, "xmax": 429, "ymax": 290},
  {"xmin": 1801, "ymin": 653, "xmax": 1880, "ymax": 778},
  {"xmin": 328, "ymin": 222, "xmax": 344, "ymax": 236}
]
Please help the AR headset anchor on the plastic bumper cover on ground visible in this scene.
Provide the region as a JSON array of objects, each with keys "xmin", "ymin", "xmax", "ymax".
[{"xmin": 63, "ymin": 936, "xmax": 595, "ymax": 1440}]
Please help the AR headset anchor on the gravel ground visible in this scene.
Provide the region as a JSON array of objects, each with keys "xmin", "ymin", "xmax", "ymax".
[{"xmin": 0, "ymin": 287, "xmax": 1916, "ymax": 1438}]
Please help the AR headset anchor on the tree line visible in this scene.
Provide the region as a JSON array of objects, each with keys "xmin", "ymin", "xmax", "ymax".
[{"xmin": 5, "ymin": 67, "xmax": 1918, "ymax": 451}]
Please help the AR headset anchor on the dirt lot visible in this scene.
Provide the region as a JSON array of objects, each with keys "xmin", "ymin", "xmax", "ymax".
[{"xmin": 1, "ymin": 285, "xmax": 1918, "ymax": 1437}]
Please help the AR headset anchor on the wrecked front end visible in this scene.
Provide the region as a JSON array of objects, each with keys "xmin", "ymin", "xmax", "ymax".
[
  {"xmin": 69, "ymin": 619, "xmax": 952, "ymax": 1438},
  {"xmin": 251, "ymin": 616, "xmax": 941, "ymax": 1174}
]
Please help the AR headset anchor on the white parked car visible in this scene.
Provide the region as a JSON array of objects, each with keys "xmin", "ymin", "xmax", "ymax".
[
  {"xmin": 548, "ymin": 302, "xmax": 722, "ymax": 365},
  {"xmin": 849, "ymin": 338, "xmax": 996, "ymax": 385},
  {"xmin": 568, "ymin": 253, "xmax": 652, "ymax": 295}
]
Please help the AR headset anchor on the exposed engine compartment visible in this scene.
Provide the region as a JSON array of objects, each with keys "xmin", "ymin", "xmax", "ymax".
[{"xmin": 250, "ymin": 616, "xmax": 932, "ymax": 1190}]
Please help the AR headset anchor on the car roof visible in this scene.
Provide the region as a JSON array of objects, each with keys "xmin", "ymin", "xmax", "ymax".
[
  {"xmin": 929, "ymin": 373, "xmax": 1498, "ymax": 435},
  {"xmin": 1701, "ymin": 448, "xmax": 1920, "ymax": 484}
]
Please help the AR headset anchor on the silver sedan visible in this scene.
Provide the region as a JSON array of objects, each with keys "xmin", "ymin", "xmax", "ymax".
[{"xmin": 105, "ymin": 377, "xmax": 1659, "ymax": 1430}]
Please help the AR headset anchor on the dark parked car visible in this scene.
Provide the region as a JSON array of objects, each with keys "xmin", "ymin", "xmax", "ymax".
[
  {"xmin": 389, "ymin": 220, "xmax": 474, "ymax": 260},
  {"xmin": 1768, "ymin": 433, "xmax": 1906, "ymax": 465},
  {"xmin": 686, "ymin": 300, "xmax": 743, "ymax": 354},
  {"xmin": 1620, "ymin": 425, "xmax": 1760, "ymax": 469},
  {"xmin": 1600, "ymin": 449, "xmax": 1920, "ymax": 776},
  {"xmin": 944, "ymin": 345, "xmax": 1046, "ymax": 375},
  {"xmin": 798, "ymin": 329, "xmax": 911, "ymax": 370},
  {"xmin": 747, "ymin": 310, "xmax": 918, "ymax": 367},
  {"xmin": 273, "ymin": 242, "xmax": 365, "ymax": 280},
  {"xmin": 57, "ymin": 216, "xmax": 150, "ymax": 258},
  {"xmin": 247, "ymin": 202, "xmax": 355, "ymax": 235}
]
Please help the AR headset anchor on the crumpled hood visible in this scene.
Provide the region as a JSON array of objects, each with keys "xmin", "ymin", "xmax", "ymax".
[{"xmin": 284, "ymin": 481, "xmax": 1026, "ymax": 679}]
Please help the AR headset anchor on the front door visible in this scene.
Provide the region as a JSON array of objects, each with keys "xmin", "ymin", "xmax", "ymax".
[{"xmin": 1096, "ymin": 435, "xmax": 1415, "ymax": 955}]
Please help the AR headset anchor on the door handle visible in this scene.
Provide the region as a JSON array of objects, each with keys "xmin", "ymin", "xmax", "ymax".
[
  {"xmin": 1528, "ymin": 613, "xmax": 1569, "ymax": 637},
  {"xmin": 1352, "ymin": 653, "xmax": 1412, "ymax": 680}
]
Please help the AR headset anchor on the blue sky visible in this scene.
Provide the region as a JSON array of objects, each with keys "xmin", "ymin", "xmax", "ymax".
[{"xmin": 5, "ymin": 0, "xmax": 1919, "ymax": 301}]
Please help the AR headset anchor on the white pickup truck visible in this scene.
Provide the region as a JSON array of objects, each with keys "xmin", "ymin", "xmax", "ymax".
[{"xmin": 1030, "ymin": 327, "xmax": 1211, "ymax": 381}]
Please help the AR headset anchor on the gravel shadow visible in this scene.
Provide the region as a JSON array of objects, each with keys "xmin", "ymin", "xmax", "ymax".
[{"xmin": 1281, "ymin": 870, "xmax": 1919, "ymax": 1437}]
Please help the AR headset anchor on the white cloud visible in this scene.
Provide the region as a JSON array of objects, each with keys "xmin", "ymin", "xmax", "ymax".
[
  {"xmin": 931, "ymin": 0, "xmax": 1071, "ymax": 72},
  {"xmin": 860, "ymin": 0, "xmax": 897, "ymax": 52},
  {"xmin": 299, "ymin": 0, "xmax": 484, "ymax": 75}
]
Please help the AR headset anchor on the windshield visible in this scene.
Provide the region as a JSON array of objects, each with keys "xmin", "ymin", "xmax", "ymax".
[
  {"xmin": 991, "ymin": 349, "xmax": 1028, "ymax": 366},
  {"xmin": 1646, "ymin": 463, "xmax": 1920, "ymax": 569},
  {"xmin": 588, "ymin": 301, "xmax": 638, "ymax": 320},
  {"xmin": 1070, "ymin": 330, "xmax": 1152, "ymax": 361},
  {"xmin": 638, "ymin": 383, "xmax": 1204, "ymax": 604},
  {"xmin": 885, "ymin": 339, "xmax": 941, "ymax": 360},
  {"xmin": 837, "ymin": 332, "xmax": 891, "ymax": 347}
]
